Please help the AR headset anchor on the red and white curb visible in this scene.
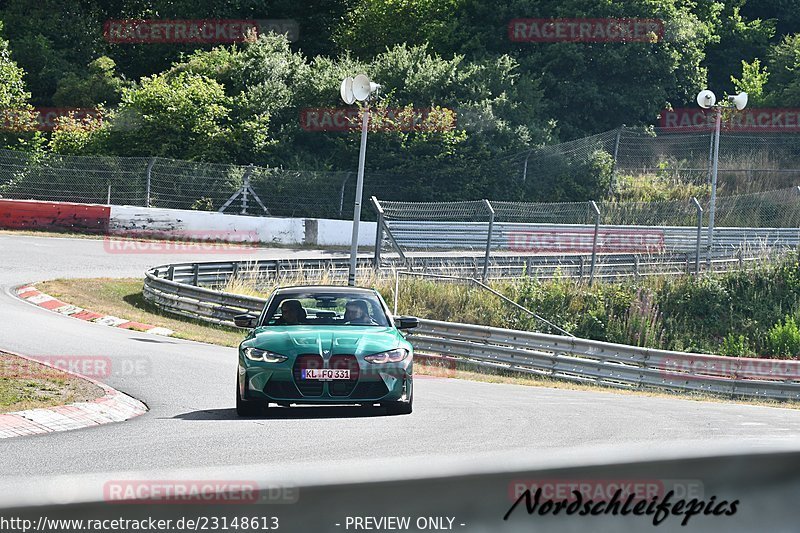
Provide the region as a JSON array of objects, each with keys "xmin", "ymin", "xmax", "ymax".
[
  {"xmin": 0, "ymin": 351, "xmax": 148, "ymax": 439},
  {"xmin": 15, "ymin": 285, "xmax": 174, "ymax": 336}
]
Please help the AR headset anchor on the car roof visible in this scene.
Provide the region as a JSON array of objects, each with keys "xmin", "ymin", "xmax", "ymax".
[{"xmin": 273, "ymin": 285, "xmax": 377, "ymax": 295}]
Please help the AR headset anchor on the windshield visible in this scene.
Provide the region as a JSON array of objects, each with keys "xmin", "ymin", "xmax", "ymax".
[{"xmin": 261, "ymin": 291, "xmax": 390, "ymax": 327}]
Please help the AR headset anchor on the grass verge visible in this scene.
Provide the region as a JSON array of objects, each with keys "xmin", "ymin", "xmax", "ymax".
[
  {"xmin": 0, "ymin": 353, "xmax": 103, "ymax": 413},
  {"xmin": 29, "ymin": 278, "xmax": 800, "ymax": 410}
]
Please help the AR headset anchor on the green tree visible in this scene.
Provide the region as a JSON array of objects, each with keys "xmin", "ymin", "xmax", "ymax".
[
  {"xmin": 0, "ymin": 21, "xmax": 43, "ymax": 151},
  {"xmin": 52, "ymin": 57, "xmax": 129, "ymax": 107},
  {"xmin": 731, "ymin": 58, "xmax": 769, "ymax": 105},
  {"xmin": 763, "ymin": 34, "xmax": 800, "ymax": 106}
]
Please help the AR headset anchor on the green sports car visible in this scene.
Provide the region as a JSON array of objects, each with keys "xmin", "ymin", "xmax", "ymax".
[{"xmin": 234, "ymin": 285, "xmax": 418, "ymax": 416}]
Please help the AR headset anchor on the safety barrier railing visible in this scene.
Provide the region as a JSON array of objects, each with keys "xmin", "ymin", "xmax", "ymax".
[{"xmin": 143, "ymin": 258, "xmax": 800, "ymax": 401}]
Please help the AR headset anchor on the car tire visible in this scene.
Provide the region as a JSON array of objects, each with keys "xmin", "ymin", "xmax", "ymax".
[
  {"xmin": 236, "ymin": 373, "xmax": 265, "ymax": 417},
  {"xmin": 385, "ymin": 379, "xmax": 413, "ymax": 415}
]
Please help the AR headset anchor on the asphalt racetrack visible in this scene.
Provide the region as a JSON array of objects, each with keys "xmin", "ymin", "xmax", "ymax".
[{"xmin": 2, "ymin": 233, "xmax": 800, "ymax": 526}]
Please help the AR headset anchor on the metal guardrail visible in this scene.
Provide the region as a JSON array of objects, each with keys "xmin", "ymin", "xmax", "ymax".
[
  {"xmin": 411, "ymin": 319, "xmax": 800, "ymax": 401},
  {"xmin": 146, "ymin": 249, "xmax": 775, "ymax": 291},
  {"xmin": 144, "ymin": 257, "xmax": 800, "ymax": 401},
  {"xmin": 382, "ymin": 221, "xmax": 800, "ymax": 253}
]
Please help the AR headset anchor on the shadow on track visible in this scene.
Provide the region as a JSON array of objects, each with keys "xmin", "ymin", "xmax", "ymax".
[{"xmin": 173, "ymin": 405, "xmax": 401, "ymax": 420}]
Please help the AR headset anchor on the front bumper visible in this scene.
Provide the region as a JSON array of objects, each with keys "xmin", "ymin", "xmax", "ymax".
[{"xmin": 239, "ymin": 354, "xmax": 412, "ymax": 404}]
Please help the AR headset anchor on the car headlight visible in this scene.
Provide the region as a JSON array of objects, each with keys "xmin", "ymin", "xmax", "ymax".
[
  {"xmin": 243, "ymin": 347, "xmax": 287, "ymax": 363},
  {"xmin": 364, "ymin": 348, "xmax": 409, "ymax": 364}
]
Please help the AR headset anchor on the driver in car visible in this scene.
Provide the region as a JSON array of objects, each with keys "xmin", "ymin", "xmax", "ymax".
[
  {"xmin": 344, "ymin": 299, "xmax": 377, "ymax": 325},
  {"xmin": 276, "ymin": 299, "xmax": 306, "ymax": 325}
]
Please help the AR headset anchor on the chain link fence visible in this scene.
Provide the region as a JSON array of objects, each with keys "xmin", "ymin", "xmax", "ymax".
[
  {"xmin": 373, "ymin": 187, "xmax": 800, "ymax": 281},
  {"xmin": 1, "ymin": 127, "xmax": 800, "ymax": 218}
]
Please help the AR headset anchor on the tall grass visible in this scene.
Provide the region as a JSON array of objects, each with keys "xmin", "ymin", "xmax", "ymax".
[{"xmin": 223, "ymin": 252, "xmax": 800, "ymax": 358}]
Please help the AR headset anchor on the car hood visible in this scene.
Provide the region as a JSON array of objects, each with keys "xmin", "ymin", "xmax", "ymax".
[{"xmin": 245, "ymin": 326, "xmax": 406, "ymax": 357}]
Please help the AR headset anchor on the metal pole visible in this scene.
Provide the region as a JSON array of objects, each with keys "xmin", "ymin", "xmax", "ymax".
[
  {"xmin": 706, "ymin": 127, "xmax": 714, "ymax": 186},
  {"xmin": 338, "ymin": 172, "xmax": 351, "ymax": 218},
  {"xmin": 240, "ymin": 165, "xmax": 253, "ymax": 215},
  {"xmin": 482, "ymin": 199, "xmax": 495, "ymax": 282},
  {"xmin": 145, "ymin": 157, "xmax": 155, "ymax": 207},
  {"xmin": 610, "ymin": 124, "xmax": 624, "ymax": 192},
  {"xmin": 706, "ymin": 108, "xmax": 722, "ymax": 256},
  {"xmin": 691, "ymin": 197, "xmax": 703, "ymax": 274},
  {"xmin": 522, "ymin": 150, "xmax": 533, "ymax": 182},
  {"xmin": 106, "ymin": 183, "xmax": 111, "ymax": 205},
  {"xmin": 348, "ymin": 108, "xmax": 370, "ymax": 286},
  {"xmin": 589, "ymin": 200, "xmax": 601, "ymax": 284},
  {"xmin": 371, "ymin": 196, "xmax": 384, "ymax": 270},
  {"xmin": 393, "ymin": 269, "xmax": 400, "ymax": 315}
]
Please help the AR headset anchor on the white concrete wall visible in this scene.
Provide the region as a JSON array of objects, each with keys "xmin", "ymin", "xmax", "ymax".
[
  {"xmin": 107, "ymin": 205, "xmax": 376, "ymax": 246},
  {"xmin": 313, "ymin": 219, "xmax": 377, "ymax": 246},
  {"xmin": 109, "ymin": 206, "xmax": 304, "ymax": 245}
]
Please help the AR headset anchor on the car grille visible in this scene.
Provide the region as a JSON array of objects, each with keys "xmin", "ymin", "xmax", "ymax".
[
  {"xmin": 328, "ymin": 355, "xmax": 360, "ymax": 397},
  {"xmin": 293, "ymin": 354, "xmax": 324, "ymax": 396}
]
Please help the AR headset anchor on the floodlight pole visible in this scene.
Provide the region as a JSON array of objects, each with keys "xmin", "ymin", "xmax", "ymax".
[
  {"xmin": 706, "ymin": 107, "xmax": 722, "ymax": 257},
  {"xmin": 348, "ymin": 108, "xmax": 370, "ymax": 286}
]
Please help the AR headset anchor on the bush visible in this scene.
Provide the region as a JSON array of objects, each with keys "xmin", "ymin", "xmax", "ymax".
[
  {"xmin": 720, "ymin": 334, "xmax": 756, "ymax": 358},
  {"xmin": 765, "ymin": 316, "xmax": 800, "ymax": 358}
]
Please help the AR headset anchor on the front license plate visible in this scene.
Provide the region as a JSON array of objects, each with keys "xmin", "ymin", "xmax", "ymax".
[{"xmin": 301, "ymin": 368, "xmax": 351, "ymax": 380}]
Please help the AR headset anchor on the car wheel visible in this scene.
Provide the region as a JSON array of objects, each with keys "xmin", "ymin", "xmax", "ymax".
[
  {"xmin": 385, "ymin": 379, "xmax": 413, "ymax": 415},
  {"xmin": 236, "ymin": 373, "xmax": 265, "ymax": 417}
]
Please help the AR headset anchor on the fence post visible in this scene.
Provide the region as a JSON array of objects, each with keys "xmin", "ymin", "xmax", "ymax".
[
  {"xmin": 241, "ymin": 164, "xmax": 254, "ymax": 215},
  {"xmin": 522, "ymin": 149, "xmax": 534, "ymax": 182},
  {"xmin": 795, "ymin": 186, "xmax": 800, "ymax": 261},
  {"xmin": 482, "ymin": 199, "xmax": 495, "ymax": 282},
  {"xmin": 338, "ymin": 172, "xmax": 352, "ymax": 218},
  {"xmin": 691, "ymin": 197, "xmax": 703, "ymax": 274},
  {"xmin": 610, "ymin": 124, "xmax": 624, "ymax": 193},
  {"xmin": 589, "ymin": 201, "xmax": 601, "ymax": 284},
  {"xmin": 371, "ymin": 196, "xmax": 384, "ymax": 270},
  {"xmin": 707, "ymin": 130, "xmax": 714, "ymax": 186},
  {"xmin": 106, "ymin": 182, "xmax": 111, "ymax": 205},
  {"xmin": 145, "ymin": 157, "xmax": 155, "ymax": 207}
]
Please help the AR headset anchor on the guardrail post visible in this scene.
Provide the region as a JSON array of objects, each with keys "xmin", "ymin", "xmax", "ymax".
[
  {"xmin": 167, "ymin": 266, "xmax": 174, "ymax": 281},
  {"xmin": 192, "ymin": 263, "xmax": 199, "ymax": 286},
  {"xmin": 525, "ymin": 257, "xmax": 533, "ymax": 277},
  {"xmin": 482, "ymin": 199, "xmax": 495, "ymax": 283},
  {"xmin": 578, "ymin": 256, "xmax": 585, "ymax": 280},
  {"xmin": 691, "ymin": 197, "xmax": 703, "ymax": 274},
  {"xmin": 145, "ymin": 157, "xmax": 155, "ymax": 207},
  {"xmin": 371, "ymin": 196, "xmax": 384, "ymax": 270},
  {"xmin": 589, "ymin": 201, "xmax": 601, "ymax": 284},
  {"xmin": 633, "ymin": 254, "xmax": 640, "ymax": 279}
]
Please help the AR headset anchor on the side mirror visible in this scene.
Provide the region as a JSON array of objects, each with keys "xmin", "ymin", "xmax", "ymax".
[
  {"xmin": 234, "ymin": 313, "xmax": 258, "ymax": 329},
  {"xmin": 395, "ymin": 316, "xmax": 419, "ymax": 330}
]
